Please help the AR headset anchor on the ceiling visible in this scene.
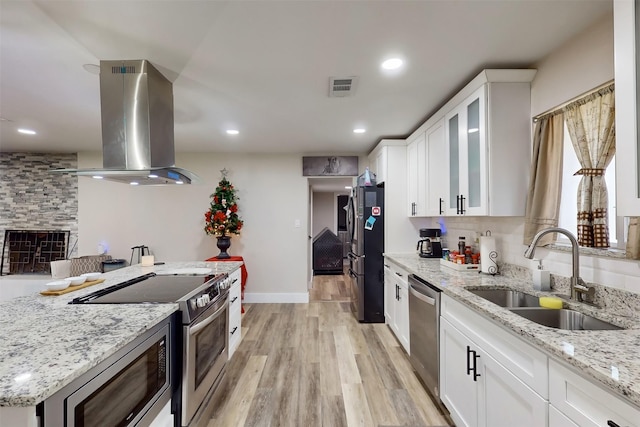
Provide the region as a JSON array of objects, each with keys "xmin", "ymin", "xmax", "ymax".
[{"xmin": 0, "ymin": 0, "xmax": 612, "ymax": 158}]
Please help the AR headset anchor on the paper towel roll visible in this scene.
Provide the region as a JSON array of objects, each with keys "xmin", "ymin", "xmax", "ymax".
[{"xmin": 480, "ymin": 236, "xmax": 499, "ymax": 275}]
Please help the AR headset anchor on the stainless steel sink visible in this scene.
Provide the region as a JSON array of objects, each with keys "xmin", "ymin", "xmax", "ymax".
[
  {"xmin": 509, "ymin": 308, "xmax": 622, "ymax": 330},
  {"xmin": 467, "ymin": 288, "xmax": 541, "ymax": 308}
]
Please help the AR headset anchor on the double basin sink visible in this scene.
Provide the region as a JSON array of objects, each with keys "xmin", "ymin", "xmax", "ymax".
[{"xmin": 467, "ymin": 289, "xmax": 622, "ymax": 331}]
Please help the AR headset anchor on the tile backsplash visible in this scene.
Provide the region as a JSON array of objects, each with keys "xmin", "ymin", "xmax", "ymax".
[{"xmin": 419, "ymin": 216, "xmax": 640, "ymax": 296}]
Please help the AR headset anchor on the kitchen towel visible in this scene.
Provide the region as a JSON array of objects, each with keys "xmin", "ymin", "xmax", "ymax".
[{"xmin": 480, "ymin": 235, "xmax": 499, "ymax": 275}]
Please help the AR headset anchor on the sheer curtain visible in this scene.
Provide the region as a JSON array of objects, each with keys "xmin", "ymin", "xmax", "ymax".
[
  {"xmin": 523, "ymin": 113, "xmax": 565, "ymax": 246},
  {"xmin": 563, "ymin": 86, "xmax": 615, "ymax": 248}
]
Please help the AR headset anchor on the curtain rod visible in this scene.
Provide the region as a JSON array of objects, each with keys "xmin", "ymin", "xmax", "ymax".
[{"xmin": 532, "ymin": 79, "xmax": 614, "ymax": 122}]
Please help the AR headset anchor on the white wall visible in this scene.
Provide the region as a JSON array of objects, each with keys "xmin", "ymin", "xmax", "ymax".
[
  {"xmin": 530, "ymin": 14, "xmax": 614, "ymax": 116},
  {"xmin": 312, "ymin": 192, "xmax": 335, "ymax": 236},
  {"xmin": 77, "ymin": 151, "xmax": 310, "ymax": 301}
]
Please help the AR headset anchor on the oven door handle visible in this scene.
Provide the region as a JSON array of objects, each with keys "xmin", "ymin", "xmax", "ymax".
[{"xmin": 189, "ymin": 301, "xmax": 227, "ymax": 335}]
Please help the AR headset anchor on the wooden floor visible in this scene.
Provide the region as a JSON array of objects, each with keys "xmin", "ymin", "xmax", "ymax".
[{"xmin": 207, "ymin": 273, "xmax": 452, "ymax": 427}]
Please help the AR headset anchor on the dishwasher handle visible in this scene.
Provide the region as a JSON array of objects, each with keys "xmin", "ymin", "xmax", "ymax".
[{"xmin": 409, "ymin": 284, "xmax": 435, "ymax": 306}]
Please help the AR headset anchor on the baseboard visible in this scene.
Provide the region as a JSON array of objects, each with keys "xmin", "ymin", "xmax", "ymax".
[{"xmin": 243, "ymin": 292, "xmax": 309, "ymax": 303}]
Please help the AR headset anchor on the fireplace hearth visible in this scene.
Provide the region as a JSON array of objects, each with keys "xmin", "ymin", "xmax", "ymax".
[{"xmin": 1, "ymin": 230, "xmax": 70, "ymax": 275}]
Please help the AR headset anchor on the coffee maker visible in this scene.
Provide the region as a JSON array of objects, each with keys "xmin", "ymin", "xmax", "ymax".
[{"xmin": 417, "ymin": 228, "xmax": 443, "ymax": 258}]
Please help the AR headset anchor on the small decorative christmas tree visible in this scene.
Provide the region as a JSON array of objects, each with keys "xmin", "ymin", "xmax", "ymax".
[{"xmin": 204, "ymin": 170, "xmax": 243, "ymax": 238}]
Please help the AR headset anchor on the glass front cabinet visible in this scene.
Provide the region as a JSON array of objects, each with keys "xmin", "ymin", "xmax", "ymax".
[{"xmin": 446, "ymin": 86, "xmax": 487, "ymax": 216}]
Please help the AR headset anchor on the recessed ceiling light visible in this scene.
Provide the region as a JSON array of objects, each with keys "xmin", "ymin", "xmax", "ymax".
[
  {"xmin": 381, "ymin": 58, "xmax": 403, "ymax": 70},
  {"xmin": 18, "ymin": 128, "xmax": 36, "ymax": 135},
  {"xmin": 130, "ymin": 182, "xmax": 139, "ymax": 186},
  {"xmin": 92, "ymin": 176, "xmax": 104, "ymax": 180},
  {"xmin": 148, "ymin": 174, "xmax": 158, "ymax": 179},
  {"xmin": 226, "ymin": 129, "xmax": 239, "ymax": 135},
  {"xmin": 175, "ymin": 180, "xmax": 184, "ymax": 185},
  {"xmin": 345, "ymin": 186, "xmax": 353, "ymax": 190},
  {"xmin": 353, "ymin": 128, "xmax": 366, "ymax": 134},
  {"xmin": 82, "ymin": 64, "xmax": 100, "ymax": 75},
  {"xmin": 468, "ymin": 128, "xmax": 479, "ymax": 133}
]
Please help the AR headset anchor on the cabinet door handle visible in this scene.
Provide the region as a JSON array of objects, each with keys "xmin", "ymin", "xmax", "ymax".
[
  {"xmin": 395, "ymin": 272, "xmax": 403, "ymax": 277},
  {"xmin": 384, "ymin": 264, "xmax": 390, "ymax": 268},
  {"xmin": 231, "ymin": 297, "xmax": 238, "ymax": 303},
  {"xmin": 439, "ymin": 197, "xmax": 444, "ymax": 215},
  {"xmin": 396, "ymin": 284, "xmax": 399, "ymax": 300},
  {"xmin": 460, "ymin": 195, "xmax": 466, "ymax": 215},
  {"xmin": 466, "ymin": 346, "xmax": 481, "ymax": 381},
  {"xmin": 232, "ymin": 278, "xmax": 238, "ymax": 284},
  {"xmin": 607, "ymin": 422, "xmax": 622, "ymax": 427},
  {"xmin": 230, "ymin": 326, "xmax": 238, "ymax": 335},
  {"xmin": 456, "ymin": 195, "xmax": 461, "ymax": 215}
]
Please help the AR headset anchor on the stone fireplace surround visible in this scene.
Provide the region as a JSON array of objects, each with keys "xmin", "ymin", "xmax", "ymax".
[{"xmin": 0, "ymin": 153, "xmax": 78, "ymax": 275}]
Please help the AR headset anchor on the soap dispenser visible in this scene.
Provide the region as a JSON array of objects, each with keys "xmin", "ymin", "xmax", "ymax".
[{"xmin": 532, "ymin": 259, "xmax": 550, "ymax": 291}]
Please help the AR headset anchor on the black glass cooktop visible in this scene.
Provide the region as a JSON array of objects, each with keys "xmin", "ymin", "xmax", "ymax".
[{"xmin": 71, "ymin": 273, "xmax": 220, "ymax": 304}]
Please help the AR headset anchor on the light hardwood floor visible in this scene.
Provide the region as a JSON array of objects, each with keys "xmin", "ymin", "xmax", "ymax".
[{"xmin": 207, "ymin": 273, "xmax": 452, "ymax": 427}]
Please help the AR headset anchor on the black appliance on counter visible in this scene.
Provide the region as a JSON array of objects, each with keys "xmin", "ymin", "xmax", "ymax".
[
  {"xmin": 417, "ymin": 228, "xmax": 443, "ymax": 258},
  {"xmin": 347, "ymin": 175, "xmax": 385, "ymax": 323},
  {"xmin": 70, "ymin": 272, "xmax": 231, "ymax": 427}
]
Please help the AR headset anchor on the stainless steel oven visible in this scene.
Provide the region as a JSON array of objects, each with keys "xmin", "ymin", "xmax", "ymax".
[
  {"xmin": 43, "ymin": 316, "xmax": 172, "ymax": 427},
  {"xmin": 182, "ymin": 292, "xmax": 228, "ymax": 426},
  {"xmin": 70, "ymin": 272, "xmax": 232, "ymax": 427}
]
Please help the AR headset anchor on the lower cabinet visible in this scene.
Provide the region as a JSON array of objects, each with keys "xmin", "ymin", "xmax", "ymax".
[
  {"xmin": 228, "ymin": 268, "xmax": 242, "ymax": 358},
  {"xmin": 549, "ymin": 360, "xmax": 640, "ymax": 427},
  {"xmin": 440, "ymin": 293, "xmax": 640, "ymax": 427},
  {"xmin": 383, "ymin": 261, "xmax": 410, "ymax": 353},
  {"xmin": 440, "ymin": 318, "xmax": 547, "ymax": 427}
]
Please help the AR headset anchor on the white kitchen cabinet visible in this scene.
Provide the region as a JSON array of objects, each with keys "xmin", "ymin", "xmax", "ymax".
[
  {"xmin": 549, "ymin": 405, "xmax": 578, "ymax": 427},
  {"xmin": 383, "ymin": 263, "xmax": 394, "ymax": 324},
  {"xmin": 445, "ymin": 80, "xmax": 532, "ymax": 216},
  {"xmin": 614, "ymin": 0, "xmax": 640, "ymax": 215},
  {"xmin": 368, "ymin": 141, "xmax": 412, "ymax": 253},
  {"xmin": 440, "ymin": 317, "xmax": 547, "ymax": 427},
  {"xmin": 384, "ymin": 261, "xmax": 410, "ymax": 353},
  {"xmin": 407, "ymin": 132, "xmax": 427, "ymax": 216},
  {"xmin": 425, "ymin": 119, "xmax": 447, "ymax": 216},
  {"xmin": 228, "ymin": 268, "xmax": 242, "ymax": 358},
  {"xmin": 548, "ymin": 359, "xmax": 640, "ymax": 427},
  {"xmin": 440, "ymin": 318, "xmax": 478, "ymax": 427}
]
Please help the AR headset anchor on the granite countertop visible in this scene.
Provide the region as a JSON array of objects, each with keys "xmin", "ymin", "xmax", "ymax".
[
  {"xmin": 0, "ymin": 261, "xmax": 243, "ymax": 407},
  {"xmin": 385, "ymin": 253, "xmax": 640, "ymax": 409}
]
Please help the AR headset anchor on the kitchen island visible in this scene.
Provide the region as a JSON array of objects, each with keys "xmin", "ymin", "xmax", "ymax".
[
  {"xmin": 385, "ymin": 252, "xmax": 640, "ymax": 422},
  {"xmin": 0, "ymin": 261, "xmax": 242, "ymax": 426}
]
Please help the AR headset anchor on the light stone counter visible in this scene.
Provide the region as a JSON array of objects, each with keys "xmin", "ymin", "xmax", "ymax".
[
  {"xmin": 385, "ymin": 252, "xmax": 640, "ymax": 409},
  {"xmin": 0, "ymin": 261, "xmax": 243, "ymax": 408}
]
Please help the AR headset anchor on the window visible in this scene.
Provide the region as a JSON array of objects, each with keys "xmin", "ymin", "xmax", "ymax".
[{"xmin": 557, "ymin": 121, "xmax": 626, "ymax": 248}]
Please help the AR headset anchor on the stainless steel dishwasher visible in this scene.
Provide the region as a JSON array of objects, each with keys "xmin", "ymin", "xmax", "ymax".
[{"xmin": 408, "ymin": 274, "xmax": 442, "ymax": 400}]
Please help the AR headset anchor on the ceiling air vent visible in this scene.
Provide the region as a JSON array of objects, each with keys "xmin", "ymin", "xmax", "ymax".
[{"xmin": 329, "ymin": 76, "xmax": 358, "ymax": 97}]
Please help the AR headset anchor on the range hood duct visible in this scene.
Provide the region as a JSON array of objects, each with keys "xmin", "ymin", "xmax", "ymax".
[{"xmin": 52, "ymin": 60, "xmax": 198, "ymax": 185}]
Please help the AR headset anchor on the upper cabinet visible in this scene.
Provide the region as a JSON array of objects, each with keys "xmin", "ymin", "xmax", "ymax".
[
  {"xmin": 446, "ymin": 78, "xmax": 533, "ymax": 216},
  {"xmin": 614, "ymin": 0, "xmax": 640, "ymax": 216},
  {"xmin": 407, "ymin": 132, "xmax": 427, "ymax": 216},
  {"xmin": 425, "ymin": 119, "xmax": 447, "ymax": 216},
  {"xmin": 446, "ymin": 86, "xmax": 487, "ymax": 216}
]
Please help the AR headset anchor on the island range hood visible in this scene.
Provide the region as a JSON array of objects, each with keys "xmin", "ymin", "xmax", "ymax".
[{"xmin": 52, "ymin": 59, "xmax": 199, "ymax": 185}]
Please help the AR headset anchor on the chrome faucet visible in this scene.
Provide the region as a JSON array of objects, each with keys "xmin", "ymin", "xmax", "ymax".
[{"xmin": 524, "ymin": 227, "xmax": 593, "ymax": 302}]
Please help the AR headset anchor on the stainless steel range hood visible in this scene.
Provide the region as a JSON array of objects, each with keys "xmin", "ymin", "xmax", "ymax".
[{"xmin": 52, "ymin": 60, "xmax": 199, "ymax": 185}]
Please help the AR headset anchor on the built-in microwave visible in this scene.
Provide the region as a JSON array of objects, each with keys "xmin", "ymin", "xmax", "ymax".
[{"xmin": 42, "ymin": 316, "xmax": 173, "ymax": 427}]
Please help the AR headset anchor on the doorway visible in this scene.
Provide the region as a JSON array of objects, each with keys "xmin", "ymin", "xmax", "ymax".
[{"xmin": 306, "ymin": 177, "xmax": 352, "ymax": 300}]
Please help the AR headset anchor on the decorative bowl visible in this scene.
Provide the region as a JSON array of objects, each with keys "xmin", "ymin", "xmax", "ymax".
[
  {"xmin": 66, "ymin": 276, "xmax": 87, "ymax": 286},
  {"xmin": 80, "ymin": 272, "xmax": 101, "ymax": 282},
  {"xmin": 45, "ymin": 280, "xmax": 71, "ymax": 291}
]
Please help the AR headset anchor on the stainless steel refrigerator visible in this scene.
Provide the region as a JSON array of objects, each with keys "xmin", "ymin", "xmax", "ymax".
[{"xmin": 347, "ymin": 184, "xmax": 385, "ymax": 323}]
